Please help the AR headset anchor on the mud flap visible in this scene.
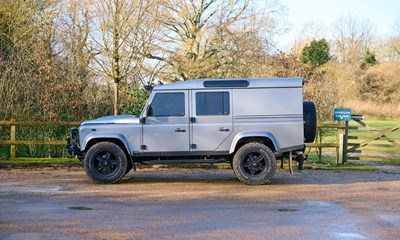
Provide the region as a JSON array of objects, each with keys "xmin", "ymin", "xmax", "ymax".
[{"xmin": 128, "ymin": 155, "xmax": 136, "ymax": 171}]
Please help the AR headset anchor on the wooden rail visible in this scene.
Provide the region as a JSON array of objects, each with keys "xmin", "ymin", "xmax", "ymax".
[
  {"xmin": 305, "ymin": 122, "xmax": 346, "ymax": 164},
  {"xmin": 347, "ymin": 119, "xmax": 400, "ymax": 161},
  {"xmin": 0, "ymin": 120, "xmax": 80, "ymax": 158},
  {"xmin": 0, "ymin": 120, "xmax": 80, "ymax": 126}
]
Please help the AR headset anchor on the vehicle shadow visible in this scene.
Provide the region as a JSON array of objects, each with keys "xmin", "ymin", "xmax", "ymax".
[{"xmin": 121, "ymin": 167, "xmax": 400, "ymax": 186}]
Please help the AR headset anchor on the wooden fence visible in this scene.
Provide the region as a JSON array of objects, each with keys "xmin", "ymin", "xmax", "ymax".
[
  {"xmin": 0, "ymin": 120, "xmax": 80, "ymax": 158},
  {"xmin": 347, "ymin": 117, "xmax": 400, "ymax": 161},
  {"xmin": 1, "ymin": 120, "xmax": 346, "ymax": 161},
  {"xmin": 1, "ymin": 119, "xmax": 399, "ymax": 161},
  {"xmin": 305, "ymin": 122, "xmax": 347, "ymax": 164}
]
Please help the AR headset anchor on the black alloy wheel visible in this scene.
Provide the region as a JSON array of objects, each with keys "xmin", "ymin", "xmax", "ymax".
[
  {"xmin": 232, "ymin": 142, "xmax": 276, "ymax": 185},
  {"xmin": 92, "ymin": 151, "xmax": 118, "ymax": 176},
  {"xmin": 242, "ymin": 152, "xmax": 267, "ymax": 176},
  {"xmin": 84, "ymin": 142, "xmax": 128, "ymax": 184}
]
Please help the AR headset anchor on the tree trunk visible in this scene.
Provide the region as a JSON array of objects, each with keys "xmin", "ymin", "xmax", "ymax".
[{"xmin": 114, "ymin": 82, "xmax": 119, "ymax": 115}]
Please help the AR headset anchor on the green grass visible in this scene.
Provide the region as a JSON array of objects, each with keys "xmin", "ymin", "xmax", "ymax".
[
  {"xmin": 0, "ymin": 157, "xmax": 81, "ymax": 166},
  {"xmin": 318, "ymin": 119, "xmax": 400, "ymax": 139},
  {"xmin": 348, "ymin": 119, "xmax": 400, "ymax": 154},
  {"xmin": 304, "ymin": 154, "xmax": 378, "ymax": 170},
  {"xmin": 313, "ymin": 119, "xmax": 400, "ymax": 156},
  {"xmin": 305, "ymin": 162, "xmax": 378, "ymax": 171}
]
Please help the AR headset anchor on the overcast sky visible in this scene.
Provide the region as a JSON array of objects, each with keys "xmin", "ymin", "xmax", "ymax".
[{"xmin": 276, "ymin": 0, "xmax": 400, "ymax": 50}]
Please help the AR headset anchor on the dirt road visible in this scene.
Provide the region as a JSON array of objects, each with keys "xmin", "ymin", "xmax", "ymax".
[{"xmin": 0, "ymin": 165, "xmax": 399, "ymax": 239}]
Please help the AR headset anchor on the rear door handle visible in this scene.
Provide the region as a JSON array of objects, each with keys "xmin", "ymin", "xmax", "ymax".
[
  {"xmin": 175, "ymin": 128, "xmax": 186, "ymax": 133},
  {"xmin": 219, "ymin": 127, "xmax": 230, "ymax": 132}
]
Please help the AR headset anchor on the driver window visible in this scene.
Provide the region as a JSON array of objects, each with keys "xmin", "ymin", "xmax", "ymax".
[{"xmin": 149, "ymin": 92, "xmax": 185, "ymax": 117}]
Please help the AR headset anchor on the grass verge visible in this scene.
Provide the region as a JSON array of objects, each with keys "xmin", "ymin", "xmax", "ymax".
[
  {"xmin": 304, "ymin": 154, "xmax": 379, "ymax": 171},
  {"xmin": 0, "ymin": 157, "xmax": 82, "ymax": 168}
]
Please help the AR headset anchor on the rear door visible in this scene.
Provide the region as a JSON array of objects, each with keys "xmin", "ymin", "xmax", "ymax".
[{"xmin": 190, "ymin": 90, "xmax": 233, "ymax": 151}]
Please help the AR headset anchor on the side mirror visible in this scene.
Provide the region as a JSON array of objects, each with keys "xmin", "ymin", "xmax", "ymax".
[
  {"xmin": 147, "ymin": 105, "xmax": 153, "ymax": 116},
  {"xmin": 140, "ymin": 105, "xmax": 152, "ymax": 124}
]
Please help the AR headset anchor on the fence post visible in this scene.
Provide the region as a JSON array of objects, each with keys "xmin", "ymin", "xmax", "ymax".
[
  {"xmin": 10, "ymin": 120, "xmax": 16, "ymax": 158},
  {"xmin": 337, "ymin": 121, "xmax": 344, "ymax": 165},
  {"xmin": 343, "ymin": 121, "xmax": 349, "ymax": 163},
  {"xmin": 336, "ymin": 120, "xmax": 349, "ymax": 165}
]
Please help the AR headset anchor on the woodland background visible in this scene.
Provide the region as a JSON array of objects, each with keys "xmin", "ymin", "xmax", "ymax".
[{"xmin": 1, "ymin": 0, "xmax": 400, "ymax": 125}]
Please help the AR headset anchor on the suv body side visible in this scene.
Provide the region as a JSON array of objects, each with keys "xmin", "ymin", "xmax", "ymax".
[
  {"xmin": 68, "ymin": 77, "xmax": 312, "ymax": 185},
  {"xmin": 137, "ymin": 78, "xmax": 303, "ymax": 156}
]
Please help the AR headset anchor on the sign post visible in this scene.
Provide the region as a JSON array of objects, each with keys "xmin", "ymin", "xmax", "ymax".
[{"xmin": 334, "ymin": 108, "xmax": 351, "ymax": 165}]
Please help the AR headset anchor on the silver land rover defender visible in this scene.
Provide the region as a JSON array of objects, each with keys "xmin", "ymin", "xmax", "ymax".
[{"xmin": 68, "ymin": 78, "xmax": 316, "ymax": 185}]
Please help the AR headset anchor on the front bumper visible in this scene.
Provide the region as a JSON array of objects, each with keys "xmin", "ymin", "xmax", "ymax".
[{"xmin": 67, "ymin": 128, "xmax": 84, "ymax": 158}]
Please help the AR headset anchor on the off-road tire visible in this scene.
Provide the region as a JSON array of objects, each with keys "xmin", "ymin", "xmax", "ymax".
[
  {"xmin": 303, "ymin": 101, "xmax": 317, "ymax": 143},
  {"xmin": 84, "ymin": 142, "xmax": 128, "ymax": 184},
  {"xmin": 232, "ymin": 142, "xmax": 276, "ymax": 185}
]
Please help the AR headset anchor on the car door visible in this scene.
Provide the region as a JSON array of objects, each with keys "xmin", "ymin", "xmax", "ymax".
[
  {"xmin": 142, "ymin": 91, "xmax": 189, "ymax": 152},
  {"xmin": 190, "ymin": 90, "xmax": 233, "ymax": 151}
]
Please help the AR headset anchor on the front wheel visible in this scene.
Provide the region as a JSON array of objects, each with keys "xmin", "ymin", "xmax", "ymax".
[
  {"xmin": 84, "ymin": 142, "xmax": 128, "ymax": 184},
  {"xmin": 232, "ymin": 142, "xmax": 276, "ymax": 185}
]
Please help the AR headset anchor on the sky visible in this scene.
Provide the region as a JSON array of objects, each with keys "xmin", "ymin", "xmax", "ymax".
[{"xmin": 277, "ymin": 0, "xmax": 400, "ymax": 50}]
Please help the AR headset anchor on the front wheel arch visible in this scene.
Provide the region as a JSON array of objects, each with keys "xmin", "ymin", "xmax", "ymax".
[{"xmin": 85, "ymin": 138, "xmax": 133, "ymax": 174}]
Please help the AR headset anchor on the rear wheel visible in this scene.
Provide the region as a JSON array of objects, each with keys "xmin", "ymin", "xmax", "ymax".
[
  {"xmin": 84, "ymin": 142, "xmax": 128, "ymax": 184},
  {"xmin": 232, "ymin": 142, "xmax": 276, "ymax": 185}
]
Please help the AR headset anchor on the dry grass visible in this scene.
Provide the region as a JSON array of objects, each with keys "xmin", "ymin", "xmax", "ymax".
[{"xmin": 343, "ymin": 99, "xmax": 400, "ymax": 118}]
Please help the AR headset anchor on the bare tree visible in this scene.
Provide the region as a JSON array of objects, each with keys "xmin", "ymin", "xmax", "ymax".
[
  {"xmin": 87, "ymin": 0, "xmax": 157, "ymax": 115},
  {"xmin": 147, "ymin": 0, "xmax": 283, "ymax": 81},
  {"xmin": 333, "ymin": 15, "xmax": 376, "ymax": 64},
  {"xmin": 290, "ymin": 21, "xmax": 326, "ymax": 56},
  {"xmin": 56, "ymin": 0, "xmax": 92, "ymax": 82},
  {"xmin": 384, "ymin": 18, "xmax": 400, "ymax": 62},
  {"xmin": 0, "ymin": 0, "xmax": 61, "ymax": 121}
]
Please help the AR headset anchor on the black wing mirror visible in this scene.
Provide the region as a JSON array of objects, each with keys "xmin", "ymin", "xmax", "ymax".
[{"xmin": 140, "ymin": 105, "xmax": 153, "ymax": 123}]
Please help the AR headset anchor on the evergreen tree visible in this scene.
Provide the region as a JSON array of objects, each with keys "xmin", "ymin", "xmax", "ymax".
[
  {"xmin": 301, "ymin": 39, "xmax": 331, "ymax": 69},
  {"xmin": 361, "ymin": 50, "xmax": 377, "ymax": 69}
]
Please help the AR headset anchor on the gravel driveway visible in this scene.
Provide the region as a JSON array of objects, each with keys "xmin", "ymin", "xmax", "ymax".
[{"xmin": 0, "ymin": 165, "xmax": 399, "ymax": 240}]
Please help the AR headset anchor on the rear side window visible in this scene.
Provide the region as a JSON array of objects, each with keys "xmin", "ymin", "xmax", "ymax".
[
  {"xmin": 196, "ymin": 92, "xmax": 230, "ymax": 116},
  {"xmin": 150, "ymin": 92, "xmax": 185, "ymax": 117}
]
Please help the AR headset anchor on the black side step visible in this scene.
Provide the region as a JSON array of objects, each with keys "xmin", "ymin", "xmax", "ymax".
[{"xmin": 141, "ymin": 159, "xmax": 226, "ymax": 165}]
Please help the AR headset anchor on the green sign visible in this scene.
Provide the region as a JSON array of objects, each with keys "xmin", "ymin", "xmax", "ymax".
[{"xmin": 334, "ymin": 108, "xmax": 352, "ymax": 121}]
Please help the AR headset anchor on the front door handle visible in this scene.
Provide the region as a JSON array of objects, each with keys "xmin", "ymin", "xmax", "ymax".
[
  {"xmin": 219, "ymin": 127, "xmax": 230, "ymax": 132},
  {"xmin": 175, "ymin": 128, "xmax": 186, "ymax": 133}
]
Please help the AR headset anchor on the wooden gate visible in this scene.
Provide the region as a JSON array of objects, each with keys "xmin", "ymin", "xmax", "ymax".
[{"xmin": 347, "ymin": 116, "xmax": 400, "ymax": 161}]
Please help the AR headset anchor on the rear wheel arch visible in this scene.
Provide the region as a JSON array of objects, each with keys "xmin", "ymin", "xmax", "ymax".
[{"xmin": 230, "ymin": 133, "xmax": 279, "ymax": 154}]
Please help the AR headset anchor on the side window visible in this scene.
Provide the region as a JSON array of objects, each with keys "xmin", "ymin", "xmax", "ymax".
[
  {"xmin": 196, "ymin": 92, "xmax": 230, "ymax": 116},
  {"xmin": 149, "ymin": 92, "xmax": 185, "ymax": 117}
]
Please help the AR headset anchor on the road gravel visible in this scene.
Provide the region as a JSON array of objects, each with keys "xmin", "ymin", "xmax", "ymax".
[{"xmin": 0, "ymin": 165, "xmax": 399, "ymax": 239}]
